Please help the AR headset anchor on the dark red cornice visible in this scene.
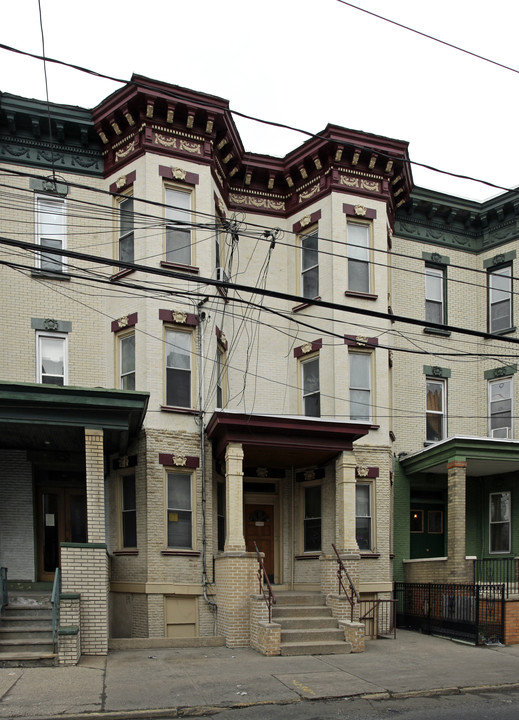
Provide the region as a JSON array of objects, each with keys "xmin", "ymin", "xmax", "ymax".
[
  {"xmin": 206, "ymin": 411, "xmax": 370, "ymax": 461},
  {"xmin": 92, "ymin": 75, "xmax": 412, "ymax": 225}
]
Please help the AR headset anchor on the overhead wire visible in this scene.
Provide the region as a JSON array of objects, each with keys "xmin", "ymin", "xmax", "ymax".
[
  {"xmin": 5, "ymin": 257, "xmax": 511, "ymax": 423},
  {"xmin": 0, "ymin": 42, "xmax": 518, "ymax": 195}
]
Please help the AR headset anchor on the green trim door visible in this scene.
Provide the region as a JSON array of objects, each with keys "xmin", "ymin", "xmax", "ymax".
[{"xmin": 410, "ymin": 503, "xmax": 445, "ymax": 559}]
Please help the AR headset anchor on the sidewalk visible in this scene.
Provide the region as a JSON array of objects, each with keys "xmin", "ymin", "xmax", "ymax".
[{"xmin": 2, "ymin": 631, "xmax": 519, "ymax": 719}]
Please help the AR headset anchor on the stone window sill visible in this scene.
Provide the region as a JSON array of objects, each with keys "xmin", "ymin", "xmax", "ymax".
[
  {"xmin": 160, "ymin": 261, "xmax": 199, "ymax": 274},
  {"xmin": 424, "ymin": 327, "xmax": 451, "ymax": 337},
  {"xmin": 293, "ymin": 296, "xmax": 321, "ymax": 312},
  {"xmin": 161, "ymin": 405, "xmax": 199, "ymax": 415},
  {"xmin": 344, "ymin": 290, "xmax": 378, "ymax": 301}
]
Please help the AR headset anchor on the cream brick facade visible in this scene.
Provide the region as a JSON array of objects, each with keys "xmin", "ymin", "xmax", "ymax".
[{"xmin": 0, "ymin": 77, "xmax": 412, "ymax": 661}]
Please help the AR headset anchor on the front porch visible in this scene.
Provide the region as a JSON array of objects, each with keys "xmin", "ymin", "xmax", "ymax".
[
  {"xmin": 0, "ymin": 381, "xmax": 149, "ymax": 664},
  {"xmin": 206, "ymin": 410, "xmax": 393, "ymax": 653},
  {"xmin": 395, "ymin": 436, "xmax": 519, "ymax": 645}
]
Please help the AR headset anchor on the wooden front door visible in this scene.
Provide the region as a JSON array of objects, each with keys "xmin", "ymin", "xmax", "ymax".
[
  {"xmin": 37, "ymin": 486, "xmax": 87, "ymax": 581},
  {"xmin": 245, "ymin": 504, "xmax": 275, "ymax": 581}
]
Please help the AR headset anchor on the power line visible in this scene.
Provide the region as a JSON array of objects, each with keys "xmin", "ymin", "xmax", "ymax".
[
  {"xmin": 3, "ymin": 171, "xmax": 519, "ymax": 311},
  {"xmin": 3, "ymin": 233, "xmax": 519, "ymax": 348},
  {"xmin": 0, "ymin": 42, "xmax": 518, "ymax": 195},
  {"xmin": 336, "ymin": 0, "xmax": 519, "ymax": 76}
]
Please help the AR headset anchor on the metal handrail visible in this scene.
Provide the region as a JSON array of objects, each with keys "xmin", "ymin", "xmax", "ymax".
[
  {"xmin": 332, "ymin": 543, "xmax": 361, "ymax": 621},
  {"xmin": 0, "ymin": 567, "xmax": 7, "ymax": 609},
  {"xmin": 359, "ymin": 598, "xmax": 398, "ymax": 639},
  {"xmin": 254, "ymin": 543, "xmax": 276, "ymax": 622},
  {"xmin": 51, "ymin": 568, "xmax": 61, "ymax": 645}
]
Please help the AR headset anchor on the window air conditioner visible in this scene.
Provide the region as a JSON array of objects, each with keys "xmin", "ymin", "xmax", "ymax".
[
  {"xmin": 216, "ymin": 267, "xmax": 229, "ymax": 283},
  {"xmin": 492, "ymin": 427, "xmax": 511, "ymax": 439}
]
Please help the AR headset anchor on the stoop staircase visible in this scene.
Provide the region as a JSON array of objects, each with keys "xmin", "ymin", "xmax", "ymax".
[
  {"xmin": 0, "ymin": 592, "xmax": 56, "ymax": 667},
  {"xmin": 273, "ymin": 591, "xmax": 352, "ymax": 656}
]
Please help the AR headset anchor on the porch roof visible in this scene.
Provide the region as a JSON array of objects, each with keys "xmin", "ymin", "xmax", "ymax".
[
  {"xmin": 399, "ymin": 435, "xmax": 519, "ymax": 477},
  {"xmin": 206, "ymin": 410, "xmax": 371, "ymax": 467},
  {"xmin": 0, "ymin": 381, "xmax": 149, "ymax": 455}
]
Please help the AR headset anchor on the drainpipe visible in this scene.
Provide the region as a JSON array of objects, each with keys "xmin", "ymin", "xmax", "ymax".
[
  {"xmin": 291, "ymin": 466, "xmax": 295, "ymax": 590},
  {"xmin": 197, "ymin": 302, "xmax": 217, "ymax": 629}
]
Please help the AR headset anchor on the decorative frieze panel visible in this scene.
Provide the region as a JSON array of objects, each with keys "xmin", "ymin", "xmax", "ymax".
[
  {"xmin": 0, "ymin": 136, "xmax": 102, "ymax": 176},
  {"xmin": 229, "ymin": 193, "xmax": 285, "ymax": 212},
  {"xmin": 339, "ymin": 174, "xmax": 381, "ymax": 193}
]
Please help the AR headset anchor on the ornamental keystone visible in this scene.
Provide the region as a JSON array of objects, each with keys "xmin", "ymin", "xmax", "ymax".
[
  {"xmin": 172, "ymin": 311, "xmax": 187, "ymax": 324},
  {"xmin": 172, "ymin": 167, "xmax": 187, "ymax": 181}
]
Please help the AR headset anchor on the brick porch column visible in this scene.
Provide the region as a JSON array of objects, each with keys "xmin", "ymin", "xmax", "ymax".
[
  {"xmin": 224, "ymin": 442, "xmax": 245, "ymax": 551},
  {"xmin": 85, "ymin": 428, "xmax": 105, "ymax": 543},
  {"xmin": 321, "ymin": 452, "xmax": 360, "ymax": 620},
  {"xmin": 60, "ymin": 427, "xmax": 109, "ymax": 656},
  {"xmin": 335, "ymin": 451, "xmax": 358, "ymax": 553},
  {"xmin": 446, "ymin": 458, "xmax": 469, "ymax": 581},
  {"xmin": 215, "ymin": 442, "xmax": 256, "ymax": 647}
]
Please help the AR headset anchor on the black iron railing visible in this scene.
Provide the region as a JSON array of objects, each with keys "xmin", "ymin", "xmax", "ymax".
[
  {"xmin": 0, "ymin": 567, "xmax": 7, "ymax": 609},
  {"xmin": 394, "ymin": 581, "xmax": 505, "ymax": 645},
  {"xmin": 359, "ymin": 598, "xmax": 397, "ymax": 639},
  {"xmin": 332, "ymin": 543, "xmax": 361, "ymax": 621},
  {"xmin": 254, "ymin": 543, "xmax": 276, "ymax": 622},
  {"xmin": 474, "ymin": 558, "xmax": 517, "ymax": 597},
  {"xmin": 51, "ymin": 568, "xmax": 61, "ymax": 645}
]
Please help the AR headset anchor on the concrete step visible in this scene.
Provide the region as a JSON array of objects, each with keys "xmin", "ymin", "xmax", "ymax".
[
  {"xmin": 276, "ymin": 616, "xmax": 338, "ymax": 630},
  {"xmin": 0, "ymin": 616, "xmax": 53, "ymax": 629},
  {"xmin": 281, "ymin": 628, "xmax": 345, "ymax": 643},
  {"xmin": 0, "ymin": 637, "xmax": 54, "ymax": 654},
  {"xmin": 280, "ymin": 640, "xmax": 352, "ymax": 656},
  {"xmin": 0, "ymin": 651, "xmax": 56, "ymax": 668},
  {"xmin": 0, "ymin": 627, "xmax": 53, "ymax": 641},
  {"xmin": 2, "ymin": 605, "xmax": 52, "ymax": 618},
  {"xmin": 274, "ymin": 593, "xmax": 325, "ymax": 606},
  {"xmin": 273, "ymin": 605, "xmax": 331, "ymax": 619}
]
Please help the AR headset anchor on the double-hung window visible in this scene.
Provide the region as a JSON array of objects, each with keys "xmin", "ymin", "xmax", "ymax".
[
  {"xmin": 349, "ymin": 352, "xmax": 371, "ymax": 421},
  {"xmin": 426, "ymin": 378, "xmax": 445, "ymax": 442},
  {"xmin": 167, "ymin": 472, "xmax": 193, "ymax": 549},
  {"xmin": 425, "ymin": 266, "xmax": 445, "ymax": 325},
  {"xmin": 303, "ymin": 484, "xmax": 321, "ymax": 552},
  {"xmin": 302, "ymin": 356, "xmax": 320, "ymax": 417},
  {"xmin": 36, "ymin": 332, "xmax": 67, "ymax": 386},
  {"xmin": 216, "ymin": 347, "xmax": 227, "ymax": 408},
  {"xmin": 489, "ymin": 491, "xmax": 511, "ymax": 554},
  {"xmin": 489, "ymin": 265, "xmax": 512, "ymax": 333},
  {"xmin": 35, "ymin": 196, "xmax": 66, "ymax": 273},
  {"xmin": 121, "ymin": 473, "xmax": 137, "ymax": 548},
  {"xmin": 356, "ymin": 483, "xmax": 372, "ymax": 551},
  {"xmin": 119, "ymin": 196, "xmax": 134, "ymax": 264},
  {"xmin": 217, "ymin": 482, "xmax": 225, "ymax": 552},
  {"xmin": 347, "ymin": 222, "xmax": 370, "ymax": 293},
  {"xmin": 120, "ymin": 333, "xmax": 136, "ymax": 390},
  {"xmin": 165, "ymin": 329, "xmax": 192, "ymax": 408},
  {"xmin": 301, "ymin": 229, "xmax": 319, "ymax": 299},
  {"xmin": 165, "ymin": 187, "xmax": 192, "ymax": 266},
  {"xmin": 489, "ymin": 377, "xmax": 512, "ymax": 438}
]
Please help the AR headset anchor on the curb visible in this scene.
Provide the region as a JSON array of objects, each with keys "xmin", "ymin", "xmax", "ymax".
[{"xmin": 8, "ymin": 682, "xmax": 519, "ymax": 720}]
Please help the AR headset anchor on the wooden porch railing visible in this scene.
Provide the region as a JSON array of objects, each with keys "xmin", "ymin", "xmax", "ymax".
[
  {"xmin": 51, "ymin": 568, "xmax": 61, "ymax": 645},
  {"xmin": 254, "ymin": 543, "xmax": 276, "ymax": 622},
  {"xmin": 332, "ymin": 543, "xmax": 361, "ymax": 621},
  {"xmin": 0, "ymin": 567, "xmax": 7, "ymax": 609}
]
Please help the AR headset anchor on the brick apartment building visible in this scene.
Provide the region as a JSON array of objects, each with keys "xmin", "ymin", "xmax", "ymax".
[{"xmin": 1, "ymin": 74, "xmax": 518, "ymax": 661}]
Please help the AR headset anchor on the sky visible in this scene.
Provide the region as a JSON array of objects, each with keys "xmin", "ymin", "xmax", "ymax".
[{"xmin": 1, "ymin": 0, "xmax": 518, "ymax": 203}]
